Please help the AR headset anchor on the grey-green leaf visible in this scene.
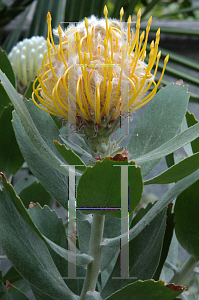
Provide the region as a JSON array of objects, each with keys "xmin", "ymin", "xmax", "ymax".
[
  {"xmin": 0, "ymin": 281, "xmax": 12, "ymax": 300},
  {"xmin": 0, "ymin": 48, "xmax": 15, "ymax": 87},
  {"xmin": 77, "ymin": 157, "xmax": 143, "ymax": 218},
  {"xmin": 101, "ymin": 203, "xmax": 166, "ymax": 299},
  {"xmin": 60, "ymin": 135, "xmax": 93, "ymax": 159},
  {"xmin": 12, "ymin": 110, "xmax": 69, "ymax": 210},
  {"xmin": 127, "ymin": 83, "xmax": 190, "ymax": 177},
  {"xmin": 44, "ymin": 237, "xmax": 93, "ymax": 266},
  {"xmin": 0, "ymin": 71, "xmax": 68, "ymax": 177},
  {"xmin": 135, "ymin": 121, "xmax": 199, "ymax": 165},
  {"xmin": 31, "ymin": 285, "xmax": 57, "ymax": 300},
  {"xmin": 101, "ymin": 169, "xmax": 199, "ymax": 248},
  {"xmin": 7, "ymin": 283, "xmax": 29, "ymax": 300},
  {"xmin": 2, "ymin": 177, "xmax": 93, "ymax": 267},
  {"xmin": 19, "ymin": 181, "xmax": 55, "ymax": 208},
  {"xmin": 54, "ymin": 140, "xmax": 86, "ymax": 172},
  {"xmin": 105, "ymin": 279, "xmax": 184, "ymax": 300},
  {"xmin": 174, "ymin": 180, "xmax": 199, "ymax": 261},
  {"xmin": 0, "ymin": 186, "xmax": 78, "ymax": 299},
  {"xmin": 144, "ymin": 152, "xmax": 199, "ymax": 185},
  {"xmin": 186, "ymin": 111, "xmax": 199, "ymax": 154},
  {"xmin": 0, "ymin": 105, "xmax": 24, "ymax": 176}
]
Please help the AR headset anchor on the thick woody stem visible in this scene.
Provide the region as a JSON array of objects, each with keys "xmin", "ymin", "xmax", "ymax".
[
  {"xmin": 170, "ymin": 255, "xmax": 198, "ymax": 285},
  {"xmin": 80, "ymin": 214, "xmax": 105, "ymax": 300}
]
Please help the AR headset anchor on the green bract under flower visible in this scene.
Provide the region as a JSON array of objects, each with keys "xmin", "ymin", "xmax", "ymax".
[{"xmin": 32, "ymin": 6, "xmax": 169, "ymax": 153}]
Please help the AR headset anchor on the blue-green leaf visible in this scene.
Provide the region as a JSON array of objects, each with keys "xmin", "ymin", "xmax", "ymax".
[
  {"xmin": 135, "ymin": 121, "xmax": 199, "ymax": 165},
  {"xmin": 54, "ymin": 141, "xmax": 86, "ymax": 172},
  {"xmin": 77, "ymin": 157, "xmax": 143, "ymax": 218},
  {"xmin": 186, "ymin": 111, "xmax": 199, "ymax": 154},
  {"xmin": 0, "ymin": 105, "xmax": 24, "ymax": 176},
  {"xmin": 0, "ymin": 71, "xmax": 68, "ymax": 177},
  {"xmin": 0, "ymin": 281, "xmax": 12, "ymax": 300},
  {"xmin": 127, "ymin": 83, "xmax": 190, "ymax": 177},
  {"xmin": 101, "ymin": 203, "xmax": 166, "ymax": 298},
  {"xmin": 0, "ymin": 182, "xmax": 78, "ymax": 299},
  {"xmin": 101, "ymin": 169, "xmax": 199, "ymax": 248},
  {"xmin": 144, "ymin": 152, "xmax": 199, "ymax": 185},
  {"xmin": 105, "ymin": 279, "xmax": 184, "ymax": 300},
  {"xmin": 175, "ymin": 180, "xmax": 199, "ymax": 261},
  {"xmin": 0, "ymin": 48, "xmax": 15, "ymax": 87},
  {"xmin": 0, "ymin": 176, "xmax": 93, "ymax": 267}
]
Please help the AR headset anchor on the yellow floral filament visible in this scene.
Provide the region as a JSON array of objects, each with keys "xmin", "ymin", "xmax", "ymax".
[
  {"xmin": 58, "ymin": 25, "xmax": 68, "ymax": 68},
  {"xmin": 62, "ymin": 65, "xmax": 76, "ymax": 102},
  {"xmin": 76, "ymin": 32, "xmax": 82, "ymax": 63},
  {"xmin": 76, "ymin": 77, "xmax": 90, "ymax": 120},
  {"xmin": 125, "ymin": 54, "xmax": 169, "ymax": 113},
  {"xmin": 80, "ymin": 35, "xmax": 87, "ymax": 50},
  {"xmin": 112, "ymin": 29, "xmax": 118, "ymax": 52},
  {"xmin": 127, "ymin": 15, "xmax": 131, "ymax": 44},
  {"xmin": 111, "ymin": 27, "xmax": 121, "ymax": 36},
  {"xmin": 113, "ymin": 44, "xmax": 125, "ymax": 101},
  {"xmin": 128, "ymin": 9, "xmax": 141, "ymax": 54},
  {"xmin": 41, "ymin": 52, "xmax": 50, "ymax": 73},
  {"xmin": 102, "ymin": 80, "xmax": 112, "ymax": 116},
  {"xmin": 82, "ymin": 52, "xmax": 93, "ymax": 108},
  {"xmin": 32, "ymin": 94, "xmax": 59, "ymax": 116},
  {"xmin": 140, "ymin": 16, "xmax": 152, "ymax": 59},
  {"xmin": 69, "ymin": 31, "xmax": 77, "ymax": 54},
  {"xmin": 80, "ymin": 77, "xmax": 90, "ymax": 119},
  {"xmin": 130, "ymin": 30, "xmax": 145, "ymax": 76},
  {"xmin": 120, "ymin": 7, "xmax": 124, "ymax": 22},
  {"xmin": 102, "ymin": 57, "xmax": 113, "ymax": 116},
  {"xmin": 37, "ymin": 69, "xmax": 54, "ymax": 100},
  {"xmin": 52, "ymin": 83, "xmax": 68, "ymax": 118},
  {"xmin": 108, "ymin": 57, "xmax": 113, "ymax": 82},
  {"xmin": 104, "ymin": 5, "xmax": 109, "ymax": 39},
  {"xmin": 101, "ymin": 37, "xmax": 108, "ymax": 99},
  {"xmin": 141, "ymin": 50, "xmax": 161, "ymax": 95},
  {"xmin": 47, "ymin": 12, "xmax": 56, "ymax": 51},
  {"xmin": 95, "ymin": 82, "xmax": 101, "ymax": 124},
  {"xmin": 32, "ymin": 79, "xmax": 58, "ymax": 115},
  {"xmin": 88, "ymin": 25, "xmax": 93, "ymax": 60},
  {"xmin": 54, "ymin": 78, "xmax": 73, "ymax": 114},
  {"xmin": 85, "ymin": 18, "xmax": 93, "ymax": 60},
  {"xmin": 123, "ymin": 49, "xmax": 155, "ymax": 109},
  {"xmin": 109, "ymin": 27, "xmax": 113, "ymax": 63},
  {"xmin": 47, "ymin": 38, "xmax": 58, "ymax": 80},
  {"xmin": 111, "ymin": 75, "xmax": 136, "ymax": 120}
]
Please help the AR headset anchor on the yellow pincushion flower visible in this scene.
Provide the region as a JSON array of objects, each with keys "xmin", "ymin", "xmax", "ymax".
[{"xmin": 32, "ymin": 6, "xmax": 168, "ymax": 152}]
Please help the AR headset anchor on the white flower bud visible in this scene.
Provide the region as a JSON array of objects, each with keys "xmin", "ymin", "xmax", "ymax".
[{"xmin": 8, "ymin": 36, "xmax": 48, "ymax": 91}]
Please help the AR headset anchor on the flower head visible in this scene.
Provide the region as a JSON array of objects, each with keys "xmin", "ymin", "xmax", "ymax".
[
  {"xmin": 9, "ymin": 36, "xmax": 47, "ymax": 92},
  {"xmin": 32, "ymin": 7, "xmax": 168, "ymax": 153}
]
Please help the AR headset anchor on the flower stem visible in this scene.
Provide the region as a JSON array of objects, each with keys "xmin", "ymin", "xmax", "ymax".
[
  {"xmin": 170, "ymin": 255, "xmax": 198, "ymax": 285},
  {"xmin": 80, "ymin": 214, "xmax": 105, "ymax": 300}
]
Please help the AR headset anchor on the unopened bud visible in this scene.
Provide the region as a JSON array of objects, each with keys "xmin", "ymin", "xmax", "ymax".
[{"xmin": 8, "ymin": 36, "xmax": 47, "ymax": 92}]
